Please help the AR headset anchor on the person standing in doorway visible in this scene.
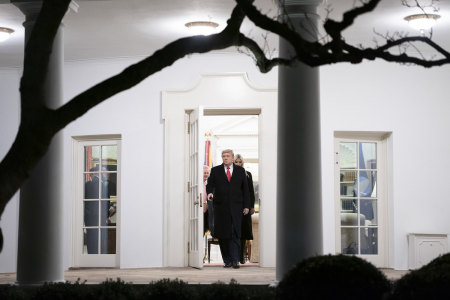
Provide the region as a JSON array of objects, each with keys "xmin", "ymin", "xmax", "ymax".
[
  {"xmin": 207, "ymin": 149, "xmax": 250, "ymax": 269},
  {"xmin": 203, "ymin": 165, "xmax": 211, "ymax": 235},
  {"xmin": 234, "ymin": 154, "xmax": 255, "ymax": 264}
]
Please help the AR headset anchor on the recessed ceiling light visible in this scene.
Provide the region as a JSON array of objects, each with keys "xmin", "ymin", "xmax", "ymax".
[
  {"xmin": 185, "ymin": 21, "xmax": 219, "ymax": 35},
  {"xmin": 0, "ymin": 27, "xmax": 14, "ymax": 42},
  {"xmin": 404, "ymin": 14, "xmax": 441, "ymax": 32}
]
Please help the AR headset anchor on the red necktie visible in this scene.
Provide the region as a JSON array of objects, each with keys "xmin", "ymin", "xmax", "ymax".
[{"xmin": 226, "ymin": 167, "xmax": 231, "ymax": 182}]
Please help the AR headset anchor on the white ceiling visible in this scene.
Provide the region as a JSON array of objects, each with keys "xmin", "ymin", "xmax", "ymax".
[{"xmin": 0, "ymin": 0, "xmax": 449, "ymax": 68}]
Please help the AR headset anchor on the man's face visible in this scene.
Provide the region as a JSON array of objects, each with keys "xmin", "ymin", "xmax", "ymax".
[
  {"xmin": 203, "ymin": 168, "xmax": 210, "ymax": 181},
  {"xmin": 222, "ymin": 152, "xmax": 233, "ymax": 166}
]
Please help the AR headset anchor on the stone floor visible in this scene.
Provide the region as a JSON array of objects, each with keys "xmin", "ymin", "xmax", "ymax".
[{"xmin": 0, "ymin": 265, "xmax": 409, "ymax": 285}]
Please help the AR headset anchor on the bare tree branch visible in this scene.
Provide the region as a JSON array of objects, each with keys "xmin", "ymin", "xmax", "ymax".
[
  {"xmin": 1, "ymin": 0, "xmax": 450, "ymax": 252},
  {"xmin": 0, "ymin": 1, "xmax": 286, "ymax": 239},
  {"xmin": 328, "ymin": 0, "xmax": 381, "ymax": 34}
]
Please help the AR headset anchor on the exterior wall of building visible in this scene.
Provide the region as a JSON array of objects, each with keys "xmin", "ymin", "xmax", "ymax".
[
  {"xmin": 1, "ymin": 53, "xmax": 450, "ymax": 272},
  {"xmin": 321, "ymin": 61, "xmax": 450, "ymax": 270},
  {"xmin": 61, "ymin": 53, "xmax": 277, "ymax": 269}
]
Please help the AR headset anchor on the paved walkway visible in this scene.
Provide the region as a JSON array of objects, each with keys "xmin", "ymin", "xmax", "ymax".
[{"xmin": 0, "ymin": 265, "xmax": 408, "ymax": 285}]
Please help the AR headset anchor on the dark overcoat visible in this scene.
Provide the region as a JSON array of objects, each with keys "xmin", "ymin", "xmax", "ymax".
[
  {"xmin": 206, "ymin": 163, "xmax": 250, "ymax": 239},
  {"xmin": 241, "ymin": 170, "xmax": 255, "ymax": 240}
]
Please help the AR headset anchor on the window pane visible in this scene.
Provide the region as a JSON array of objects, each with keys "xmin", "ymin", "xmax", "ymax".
[
  {"xmin": 101, "ymin": 200, "xmax": 117, "ymax": 226},
  {"xmin": 109, "ymin": 200, "xmax": 117, "ymax": 225},
  {"xmin": 341, "ymin": 198, "xmax": 356, "ymax": 212},
  {"xmin": 361, "ymin": 199, "xmax": 377, "ymax": 225},
  {"xmin": 340, "ymin": 170, "xmax": 356, "ymax": 196},
  {"xmin": 84, "ymin": 146, "xmax": 100, "ymax": 172},
  {"xmin": 341, "ymin": 211, "xmax": 359, "ymax": 226},
  {"xmin": 361, "ymin": 227, "xmax": 378, "ymax": 255},
  {"xmin": 84, "ymin": 228, "xmax": 98, "ymax": 254},
  {"xmin": 102, "ymin": 145, "xmax": 117, "ymax": 170},
  {"xmin": 341, "ymin": 228, "xmax": 358, "ymax": 254},
  {"xmin": 101, "ymin": 172, "xmax": 117, "ymax": 199},
  {"xmin": 84, "ymin": 201, "xmax": 98, "ymax": 226},
  {"xmin": 339, "ymin": 143, "xmax": 357, "ymax": 169},
  {"xmin": 356, "ymin": 171, "xmax": 377, "ymax": 197},
  {"xmin": 101, "ymin": 228, "xmax": 116, "ymax": 254},
  {"xmin": 359, "ymin": 143, "xmax": 376, "ymax": 169},
  {"xmin": 84, "ymin": 173, "xmax": 99, "ymax": 199}
]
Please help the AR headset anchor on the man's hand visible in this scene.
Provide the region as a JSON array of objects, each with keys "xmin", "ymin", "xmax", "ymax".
[
  {"xmin": 207, "ymin": 193, "xmax": 214, "ymax": 201},
  {"xmin": 243, "ymin": 208, "xmax": 249, "ymax": 215}
]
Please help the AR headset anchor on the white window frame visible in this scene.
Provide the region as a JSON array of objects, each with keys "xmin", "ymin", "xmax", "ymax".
[
  {"xmin": 72, "ymin": 135, "xmax": 121, "ymax": 268},
  {"xmin": 334, "ymin": 131, "xmax": 390, "ymax": 267}
]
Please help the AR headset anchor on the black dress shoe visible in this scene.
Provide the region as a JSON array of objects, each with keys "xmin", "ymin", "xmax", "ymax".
[
  {"xmin": 232, "ymin": 262, "xmax": 240, "ymax": 269},
  {"xmin": 223, "ymin": 262, "xmax": 232, "ymax": 268},
  {"xmin": 240, "ymin": 259, "xmax": 245, "ymax": 264}
]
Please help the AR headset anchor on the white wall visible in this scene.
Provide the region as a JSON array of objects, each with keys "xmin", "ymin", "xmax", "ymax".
[
  {"xmin": 0, "ymin": 69, "xmax": 20, "ymax": 273},
  {"xmin": 320, "ymin": 61, "xmax": 450, "ymax": 270},
  {"xmin": 2, "ymin": 52, "xmax": 450, "ymax": 273},
  {"xmin": 63, "ymin": 53, "xmax": 277, "ymax": 269}
]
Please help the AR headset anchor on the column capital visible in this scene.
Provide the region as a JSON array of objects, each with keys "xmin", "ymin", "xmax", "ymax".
[
  {"xmin": 278, "ymin": 0, "xmax": 322, "ymax": 16},
  {"xmin": 278, "ymin": 0, "xmax": 323, "ymax": 7},
  {"xmin": 12, "ymin": 0, "xmax": 78, "ymax": 18},
  {"xmin": 11, "ymin": 0, "xmax": 42, "ymax": 20}
]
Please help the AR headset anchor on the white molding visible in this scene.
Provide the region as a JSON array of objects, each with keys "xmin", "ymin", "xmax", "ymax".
[{"xmin": 162, "ymin": 72, "xmax": 278, "ymax": 267}]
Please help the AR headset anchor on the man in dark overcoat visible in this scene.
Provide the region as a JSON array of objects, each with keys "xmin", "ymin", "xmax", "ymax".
[{"xmin": 206, "ymin": 149, "xmax": 250, "ymax": 269}]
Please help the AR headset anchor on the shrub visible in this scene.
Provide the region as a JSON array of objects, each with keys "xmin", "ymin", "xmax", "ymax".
[
  {"xmin": 140, "ymin": 278, "xmax": 195, "ymax": 300},
  {"xmin": 389, "ymin": 253, "xmax": 450, "ymax": 299},
  {"xmin": 276, "ymin": 254, "xmax": 391, "ymax": 300},
  {"xmin": 198, "ymin": 279, "xmax": 248, "ymax": 300},
  {"xmin": 0, "ymin": 284, "xmax": 28, "ymax": 300},
  {"xmin": 32, "ymin": 279, "xmax": 95, "ymax": 300},
  {"xmin": 96, "ymin": 278, "xmax": 138, "ymax": 300}
]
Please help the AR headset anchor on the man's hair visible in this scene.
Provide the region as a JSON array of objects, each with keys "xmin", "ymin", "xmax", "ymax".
[
  {"xmin": 221, "ymin": 149, "xmax": 234, "ymax": 156},
  {"xmin": 89, "ymin": 165, "xmax": 99, "ymax": 172},
  {"xmin": 203, "ymin": 165, "xmax": 211, "ymax": 171}
]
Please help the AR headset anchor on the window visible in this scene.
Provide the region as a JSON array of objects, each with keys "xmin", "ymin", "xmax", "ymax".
[
  {"xmin": 335, "ymin": 133, "xmax": 389, "ymax": 267},
  {"xmin": 73, "ymin": 138, "xmax": 120, "ymax": 267},
  {"xmin": 83, "ymin": 144, "xmax": 118, "ymax": 254}
]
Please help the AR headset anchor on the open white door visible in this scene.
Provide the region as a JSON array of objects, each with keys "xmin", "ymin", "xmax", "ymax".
[{"xmin": 187, "ymin": 106, "xmax": 205, "ymax": 268}]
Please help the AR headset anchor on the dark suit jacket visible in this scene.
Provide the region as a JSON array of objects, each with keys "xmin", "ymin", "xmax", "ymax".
[
  {"xmin": 206, "ymin": 163, "xmax": 250, "ymax": 239},
  {"xmin": 241, "ymin": 170, "xmax": 255, "ymax": 240}
]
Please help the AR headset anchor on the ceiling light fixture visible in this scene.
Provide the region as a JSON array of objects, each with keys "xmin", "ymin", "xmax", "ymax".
[
  {"xmin": 0, "ymin": 27, "xmax": 14, "ymax": 42},
  {"xmin": 404, "ymin": 14, "xmax": 441, "ymax": 33},
  {"xmin": 185, "ymin": 21, "xmax": 219, "ymax": 35}
]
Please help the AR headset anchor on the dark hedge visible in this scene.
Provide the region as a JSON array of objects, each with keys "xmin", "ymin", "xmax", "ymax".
[
  {"xmin": 276, "ymin": 254, "xmax": 391, "ymax": 300},
  {"xmin": 389, "ymin": 253, "xmax": 450, "ymax": 299},
  {"xmin": 2, "ymin": 254, "xmax": 450, "ymax": 300},
  {"xmin": 0, "ymin": 278, "xmax": 274, "ymax": 300}
]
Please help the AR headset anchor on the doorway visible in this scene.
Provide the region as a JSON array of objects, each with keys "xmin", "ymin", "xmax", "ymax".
[
  {"xmin": 334, "ymin": 132, "xmax": 390, "ymax": 267},
  {"xmin": 162, "ymin": 73, "xmax": 277, "ymax": 268},
  {"xmin": 200, "ymin": 113, "xmax": 260, "ymax": 266},
  {"xmin": 72, "ymin": 136, "xmax": 121, "ymax": 268}
]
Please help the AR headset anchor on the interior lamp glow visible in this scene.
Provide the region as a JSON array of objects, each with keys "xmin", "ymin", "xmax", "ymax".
[
  {"xmin": 404, "ymin": 14, "xmax": 440, "ymax": 32},
  {"xmin": 0, "ymin": 27, "xmax": 14, "ymax": 42},
  {"xmin": 185, "ymin": 21, "xmax": 219, "ymax": 35}
]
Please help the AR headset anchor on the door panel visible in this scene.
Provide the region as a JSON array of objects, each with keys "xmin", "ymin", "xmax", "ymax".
[
  {"xmin": 335, "ymin": 138, "xmax": 386, "ymax": 266},
  {"xmin": 74, "ymin": 139, "xmax": 120, "ymax": 267},
  {"xmin": 188, "ymin": 107, "xmax": 205, "ymax": 268}
]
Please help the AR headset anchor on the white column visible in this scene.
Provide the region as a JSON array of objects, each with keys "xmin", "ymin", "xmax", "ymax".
[
  {"xmin": 13, "ymin": 1, "xmax": 64, "ymax": 285},
  {"xmin": 276, "ymin": 0, "xmax": 323, "ymax": 281}
]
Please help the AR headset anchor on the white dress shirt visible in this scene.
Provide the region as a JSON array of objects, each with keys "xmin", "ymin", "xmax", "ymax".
[{"xmin": 224, "ymin": 164, "xmax": 233, "ymax": 176}]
